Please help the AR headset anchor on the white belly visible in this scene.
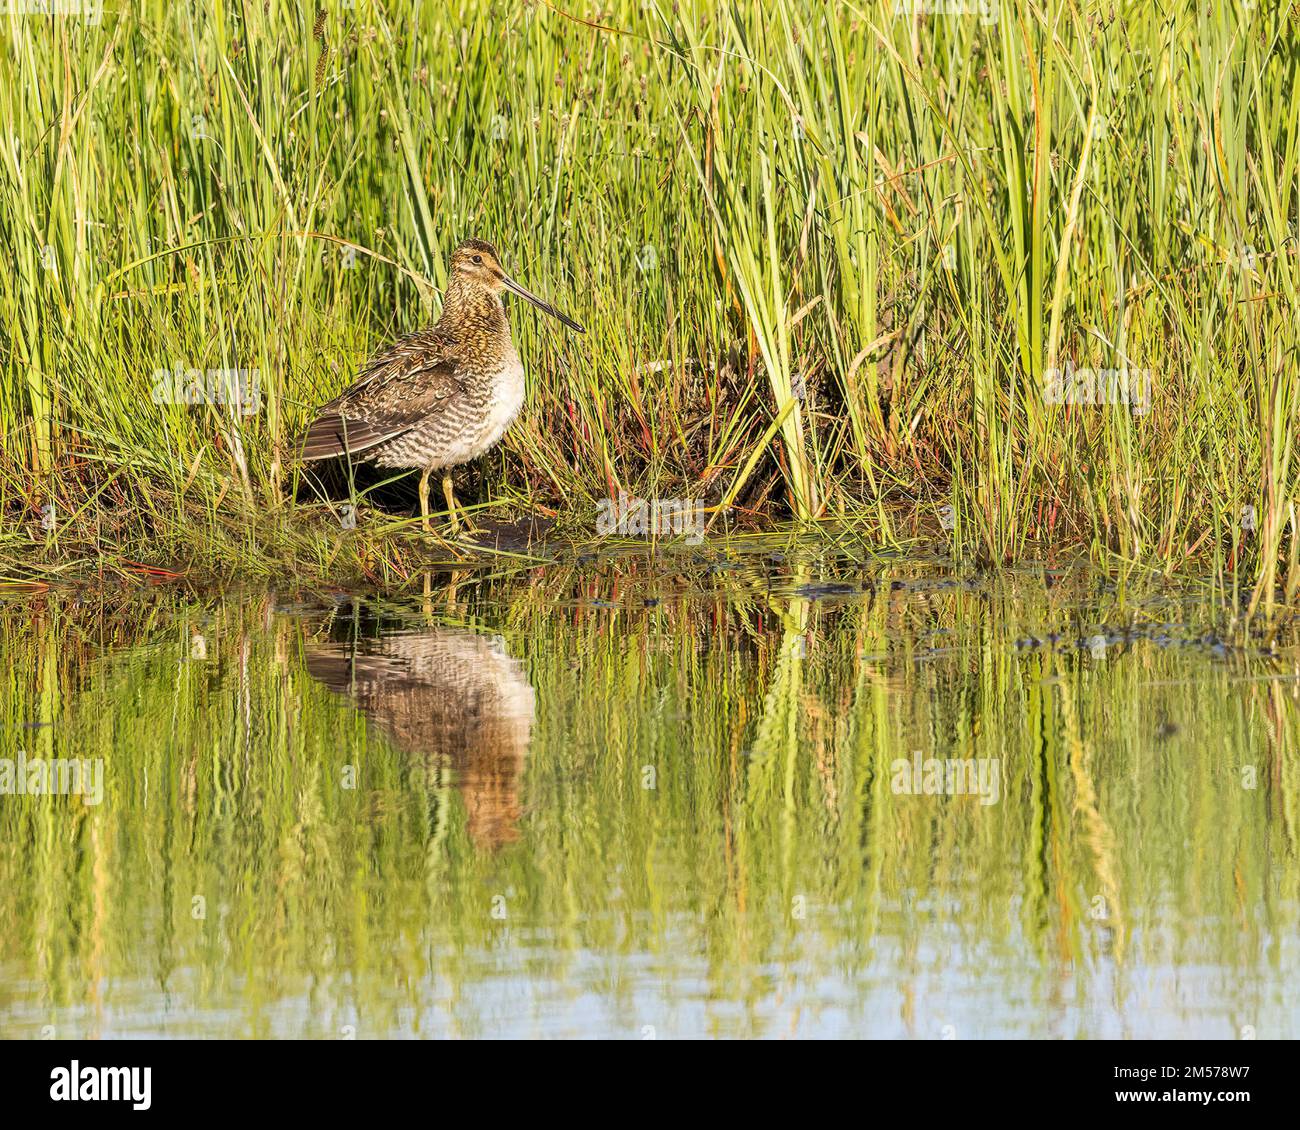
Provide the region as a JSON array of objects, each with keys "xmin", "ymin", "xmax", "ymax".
[
  {"xmin": 478, "ymin": 358, "xmax": 526, "ymax": 453},
  {"xmin": 430, "ymin": 359, "xmax": 525, "ymax": 468}
]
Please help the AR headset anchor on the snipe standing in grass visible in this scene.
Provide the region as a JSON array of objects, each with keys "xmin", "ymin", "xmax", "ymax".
[{"xmin": 301, "ymin": 238, "xmax": 584, "ymax": 533}]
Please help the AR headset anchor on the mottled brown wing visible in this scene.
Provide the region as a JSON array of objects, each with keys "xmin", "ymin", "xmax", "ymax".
[{"xmin": 301, "ymin": 331, "xmax": 464, "ymax": 462}]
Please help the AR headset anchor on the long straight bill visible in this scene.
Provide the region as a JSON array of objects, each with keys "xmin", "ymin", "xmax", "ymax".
[{"xmin": 501, "ymin": 274, "xmax": 586, "ymax": 334}]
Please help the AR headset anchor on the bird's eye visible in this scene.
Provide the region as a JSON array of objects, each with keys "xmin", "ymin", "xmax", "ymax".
[{"xmin": 472, "ymin": 254, "xmax": 482, "ymax": 264}]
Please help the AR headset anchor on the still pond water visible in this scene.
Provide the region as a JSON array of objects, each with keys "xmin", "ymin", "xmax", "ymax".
[{"xmin": 2, "ymin": 546, "xmax": 1298, "ymax": 1038}]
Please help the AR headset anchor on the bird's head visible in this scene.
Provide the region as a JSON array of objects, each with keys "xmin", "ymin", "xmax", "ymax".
[
  {"xmin": 449, "ymin": 237, "xmax": 585, "ymax": 333},
  {"xmin": 450, "ymin": 238, "xmax": 505, "ymax": 288}
]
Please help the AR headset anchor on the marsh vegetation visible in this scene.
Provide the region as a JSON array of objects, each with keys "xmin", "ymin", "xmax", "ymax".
[{"xmin": 2, "ymin": 2, "xmax": 1298, "ymax": 605}]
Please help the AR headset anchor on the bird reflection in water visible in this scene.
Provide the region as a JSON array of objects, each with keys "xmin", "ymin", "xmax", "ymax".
[{"xmin": 307, "ymin": 622, "xmax": 535, "ymax": 850}]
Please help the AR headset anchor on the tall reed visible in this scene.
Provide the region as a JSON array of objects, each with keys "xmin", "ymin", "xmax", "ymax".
[{"xmin": 0, "ymin": 2, "xmax": 1295, "ymax": 600}]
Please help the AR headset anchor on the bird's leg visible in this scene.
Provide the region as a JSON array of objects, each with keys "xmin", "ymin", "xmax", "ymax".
[
  {"xmin": 418, "ymin": 466, "xmax": 432, "ymax": 534},
  {"xmin": 442, "ymin": 470, "xmax": 461, "ymax": 535}
]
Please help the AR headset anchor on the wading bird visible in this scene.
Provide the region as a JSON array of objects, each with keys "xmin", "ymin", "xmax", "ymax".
[{"xmin": 301, "ymin": 238, "xmax": 584, "ymax": 533}]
